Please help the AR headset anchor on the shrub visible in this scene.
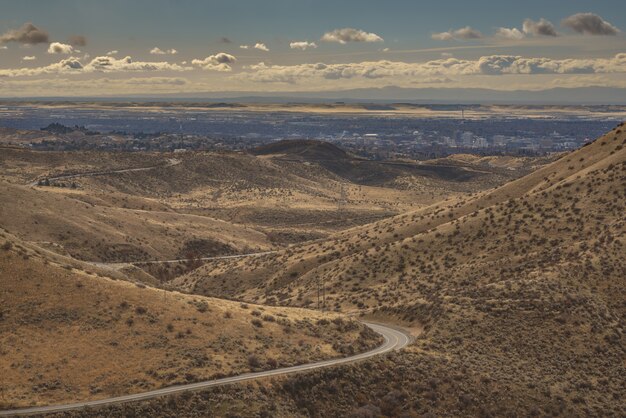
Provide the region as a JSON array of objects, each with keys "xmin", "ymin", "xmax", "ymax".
[
  {"xmin": 247, "ymin": 354, "xmax": 261, "ymax": 368},
  {"xmin": 251, "ymin": 318, "xmax": 263, "ymax": 328}
]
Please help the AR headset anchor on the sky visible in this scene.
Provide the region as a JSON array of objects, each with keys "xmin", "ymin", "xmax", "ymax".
[{"xmin": 0, "ymin": 0, "xmax": 625, "ymax": 97}]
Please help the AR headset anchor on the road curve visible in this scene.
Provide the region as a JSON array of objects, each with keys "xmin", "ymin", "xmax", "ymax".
[{"xmin": 0, "ymin": 322, "xmax": 410, "ymax": 417}]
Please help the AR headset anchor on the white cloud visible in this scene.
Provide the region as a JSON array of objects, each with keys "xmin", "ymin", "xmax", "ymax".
[
  {"xmin": 432, "ymin": 26, "xmax": 483, "ymax": 41},
  {"xmin": 495, "ymin": 27, "xmax": 525, "ymax": 40},
  {"xmin": 236, "ymin": 53, "xmax": 626, "ymax": 84},
  {"xmin": 562, "ymin": 13, "xmax": 620, "ymax": 36},
  {"xmin": 22, "ymin": 56, "xmax": 36, "ymax": 61},
  {"xmin": 86, "ymin": 55, "xmax": 187, "ymax": 72},
  {"xmin": 47, "ymin": 42, "xmax": 75, "ymax": 54},
  {"xmin": 0, "ymin": 55, "xmax": 190, "ymax": 77},
  {"xmin": 290, "ymin": 41, "xmax": 317, "ymax": 50},
  {"xmin": 0, "ymin": 46, "xmax": 7, "ymax": 50},
  {"xmin": 321, "ymin": 28, "xmax": 383, "ymax": 44},
  {"xmin": 150, "ymin": 47, "xmax": 178, "ymax": 55},
  {"xmin": 106, "ymin": 50, "xmax": 118, "ymax": 56},
  {"xmin": 523, "ymin": 18, "xmax": 558, "ymax": 37},
  {"xmin": 254, "ymin": 43, "xmax": 269, "ymax": 51},
  {"xmin": 191, "ymin": 52, "xmax": 237, "ymax": 71},
  {"xmin": 240, "ymin": 45, "xmax": 249, "ymax": 49}
]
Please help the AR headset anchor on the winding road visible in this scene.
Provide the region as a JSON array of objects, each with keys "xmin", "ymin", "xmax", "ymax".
[{"xmin": 0, "ymin": 322, "xmax": 410, "ymax": 417}]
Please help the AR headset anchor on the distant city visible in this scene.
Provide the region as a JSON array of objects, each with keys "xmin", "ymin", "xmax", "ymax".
[{"xmin": 0, "ymin": 103, "xmax": 618, "ymax": 159}]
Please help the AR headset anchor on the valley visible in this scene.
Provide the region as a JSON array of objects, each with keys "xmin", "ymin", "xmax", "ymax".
[{"xmin": 0, "ymin": 122, "xmax": 623, "ymax": 417}]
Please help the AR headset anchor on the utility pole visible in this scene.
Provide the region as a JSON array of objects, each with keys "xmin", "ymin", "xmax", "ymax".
[
  {"xmin": 316, "ymin": 277, "xmax": 320, "ymax": 310},
  {"xmin": 337, "ymin": 183, "xmax": 347, "ymax": 213}
]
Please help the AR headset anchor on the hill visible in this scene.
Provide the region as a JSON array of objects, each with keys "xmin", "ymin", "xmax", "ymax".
[
  {"xmin": 251, "ymin": 139, "xmax": 497, "ymax": 188},
  {"xmin": 252, "ymin": 139, "xmax": 349, "ymax": 160},
  {"xmin": 175, "ymin": 123, "xmax": 625, "ymax": 415},
  {"xmin": 0, "ymin": 139, "xmax": 533, "ymax": 282},
  {"xmin": 0, "ymin": 231, "xmax": 380, "ymax": 409}
]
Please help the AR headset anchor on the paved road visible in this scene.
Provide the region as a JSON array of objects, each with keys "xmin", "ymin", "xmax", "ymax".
[
  {"xmin": 28, "ymin": 158, "xmax": 181, "ymax": 187},
  {"xmin": 0, "ymin": 322, "xmax": 410, "ymax": 416}
]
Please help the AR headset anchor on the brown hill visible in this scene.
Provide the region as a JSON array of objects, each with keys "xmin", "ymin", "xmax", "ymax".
[
  {"xmin": 252, "ymin": 139, "xmax": 350, "ymax": 160},
  {"xmin": 0, "ymin": 181, "xmax": 272, "ymax": 263},
  {"xmin": 251, "ymin": 139, "xmax": 497, "ymax": 187},
  {"xmin": 175, "ymin": 123, "xmax": 625, "ymax": 415},
  {"xmin": 0, "ymin": 231, "xmax": 380, "ymax": 409}
]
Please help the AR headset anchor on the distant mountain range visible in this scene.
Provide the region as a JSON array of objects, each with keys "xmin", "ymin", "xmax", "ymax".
[{"xmin": 10, "ymin": 86, "xmax": 626, "ymax": 105}]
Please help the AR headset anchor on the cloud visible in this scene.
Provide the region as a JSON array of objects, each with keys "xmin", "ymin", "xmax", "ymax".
[
  {"xmin": 22, "ymin": 56, "xmax": 36, "ymax": 61},
  {"xmin": 68, "ymin": 35, "xmax": 87, "ymax": 46},
  {"xmin": 432, "ymin": 26, "xmax": 483, "ymax": 41},
  {"xmin": 290, "ymin": 41, "xmax": 318, "ymax": 50},
  {"xmin": 522, "ymin": 18, "xmax": 558, "ymax": 37},
  {"xmin": 48, "ymin": 42, "xmax": 75, "ymax": 54},
  {"xmin": 0, "ymin": 23, "xmax": 49, "ymax": 45},
  {"xmin": 191, "ymin": 52, "xmax": 236, "ymax": 71},
  {"xmin": 106, "ymin": 50, "xmax": 118, "ymax": 56},
  {"xmin": 562, "ymin": 13, "xmax": 620, "ymax": 36},
  {"xmin": 321, "ymin": 28, "xmax": 383, "ymax": 44},
  {"xmin": 0, "ymin": 46, "xmax": 7, "ymax": 50},
  {"xmin": 85, "ymin": 56, "xmax": 187, "ymax": 72},
  {"xmin": 495, "ymin": 27, "xmax": 525, "ymax": 40},
  {"xmin": 0, "ymin": 55, "xmax": 190, "ymax": 77},
  {"xmin": 150, "ymin": 47, "xmax": 178, "ymax": 55},
  {"xmin": 240, "ymin": 45, "xmax": 249, "ymax": 49},
  {"xmin": 254, "ymin": 43, "xmax": 269, "ymax": 51},
  {"xmin": 220, "ymin": 37, "xmax": 232, "ymax": 44},
  {"xmin": 236, "ymin": 53, "xmax": 626, "ymax": 84}
]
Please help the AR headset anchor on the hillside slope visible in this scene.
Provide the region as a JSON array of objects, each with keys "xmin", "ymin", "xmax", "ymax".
[
  {"xmin": 176, "ymin": 123, "xmax": 625, "ymax": 415},
  {"xmin": 181, "ymin": 124, "xmax": 625, "ymax": 309},
  {"xmin": 0, "ymin": 231, "xmax": 380, "ymax": 409},
  {"xmin": 0, "ymin": 182, "xmax": 272, "ymax": 263}
]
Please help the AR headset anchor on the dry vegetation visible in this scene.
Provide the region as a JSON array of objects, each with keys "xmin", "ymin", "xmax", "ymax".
[
  {"xmin": 0, "ymin": 231, "xmax": 380, "ymax": 409},
  {"xmin": 173, "ymin": 123, "xmax": 625, "ymax": 416},
  {"xmin": 0, "ymin": 136, "xmax": 528, "ymax": 282},
  {"xmin": 2, "ymin": 123, "xmax": 621, "ymax": 416}
]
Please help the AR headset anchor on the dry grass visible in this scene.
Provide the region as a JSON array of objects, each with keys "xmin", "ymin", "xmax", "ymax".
[
  {"xmin": 173, "ymin": 124, "xmax": 625, "ymax": 416},
  {"xmin": 0, "ymin": 233, "xmax": 380, "ymax": 409}
]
